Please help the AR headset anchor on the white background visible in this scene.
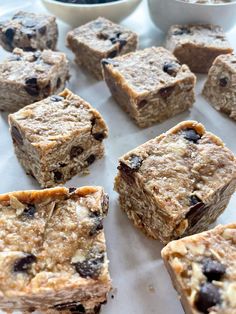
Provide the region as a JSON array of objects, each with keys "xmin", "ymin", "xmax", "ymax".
[{"xmin": 0, "ymin": 1, "xmax": 236, "ymax": 313}]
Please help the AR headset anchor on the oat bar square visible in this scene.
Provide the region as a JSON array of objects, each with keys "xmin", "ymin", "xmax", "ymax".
[
  {"xmin": 67, "ymin": 17, "xmax": 138, "ymax": 80},
  {"xmin": 0, "ymin": 186, "xmax": 111, "ymax": 313},
  {"xmin": 166, "ymin": 24, "xmax": 233, "ymax": 73},
  {"xmin": 102, "ymin": 47, "xmax": 196, "ymax": 127},
  {"xmin": 8, "ymin": 89, "xmax": 108, "ymax": 188},
  {"xmin": 115, "ymin": 121, "xmax": 236, "ymax": 243},
  {"xmin": 0, "ymin": 11, "xmax": 58, "ymax": 52}
]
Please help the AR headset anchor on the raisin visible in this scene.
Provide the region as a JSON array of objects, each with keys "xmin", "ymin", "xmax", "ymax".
[
  {"xmin": 202, "ymin": 259, "xmax": 226, "ymax": 282},
  {"xmin": 173, "ymin": 27, "xmax": 191, "ymax": 35},
  {"xmin": 86, "ymin": 154, "xmax": 96, "ymax": 165},
  {"xmin": 92, "ymin": 132, "xmax": 105, "ymax": 141},
  {"xmin": 11, "ymin": 126, "xmax": 23, "ymax": 146},
  {"xmin": 69, "ymin": 187, "xmax": 77, "ymax": 193},
  {"xmin": 13, "ymin": 254, "xmax": 36, "ymax": 272},
  {"xmin": 195, "ymin": 283, "xmax": 221, "ymax": 313},
  {"xmin": 159, "ymin": 86, "xmax": 174, "ymax": 98},
  {"xmin": 219, "ymin": 77, "xmax": 228, "ymax": 87},
  {"xmin": 50, "ymin": 95, "xmax": 64, "ymax": 102},
  {"xmin": 56, "ymin": 77, "xmax": 61, "ymax": 89},
  {"xmin": 22, "ymin": 204, "xmax": 36, "ymax": 218},
  {"xmin": 5, "ymin": 28, "xmax": 15, "ymax": 44},
  {"xmin": 54, "ymin": 302, "xmax": 85, "ymax": 313},
  {"xmin": 163, "ymin": 62, "xmax": 178, "ymax": 76},
  {"xmin": 54, "ymin": 171, "xmax": 63, "ymax": 182},
  {"xmin": 24, "ymin": 77, "xmax": 40, "ymax": 96},
  {"xmin": 108, "ymin": 50, "xmax": 117, "ymax": 58},
  {"xmin": 74, "ymin": 254, "xmax": 104, "ymax": 279},
  {"xmin": 38, "ymin": 25, "xmax": 47, "ymax": 35},
  {"xmin": 70, "ymin": 146, "xmax": 84, "ymax": 159},
  {"xmin": 183, "ymin": 128, "xmax": 201, "ymax": 143}
]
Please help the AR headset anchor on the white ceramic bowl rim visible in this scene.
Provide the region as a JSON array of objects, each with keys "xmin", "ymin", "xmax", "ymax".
[
  {"xmin": 175, "ymin": 0, "xmax": 236, "ymax": 6},
  {"xmin": 42, "ymin": 0, "xmax": 134, "ymax": 8}
]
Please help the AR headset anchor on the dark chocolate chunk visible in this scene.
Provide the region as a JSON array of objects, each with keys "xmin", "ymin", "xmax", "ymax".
[
  {"xmin": 50, "ymin": 95, "xmax": 64, "ymax": 102},
  {"xmin": 86, "ymin": 154, "xmax": 96, "ymax": 165},
  {"xmin": 38, "ymin": 25, "xmax": 47, "ymax": 35},
  {"xmin": 74, "ymin": 254, "xmax": 104, "ymax": 279},
  {"xmin": 118, "ymin": 155, "xmax": 142, "ymax": 174},
  {"xmin": 5, "ymin": 28, "xmax": 15, "ymax": 44},
  {"xmin": 195, "ymin": 283, "xmax": 221, "ymax": 313},
  {"xmin": 24, "ymin": 77, "xmax": 40, "ymax": 96},
  {"xmin": 159, "ymin": 86, "xmax": 174, "ymax": 98},
  {"xmin": 97, "ymin": 32, "xmax": 109, "ymax": 40},
  {"xmin": 163, "ymin": 62, "xmax": 179, "ymax": 76},
  {"xmin": 11, "ymin": 126, "xmax": 23, "ymax": 146},
  {"xmin": 108, "ymin": 50, "xmax": 117, "ymax": 58},
  {"xmin": 54, "ymin": 171, "xmax": 63, "ymax": 182},
  {"xmin": 13, "ymin": 254, "xmax": 36, "ymax": 272},
  {"xmin": 183, "ymin": 128, "xmax": 201, "ymax": 143},
  {"xmin": 173, "ymin": 27, "xmax": 191, "ymax": 36},
  {"xmin": 190, "ymin": 195, "xmax": 202, "ymax": 206},
  {"xmin": 24, "ymin": 29, "xmax": 35, "ymax": 39},
  {"xmin": 89, "ymin": 217, "xmax": 103, "ymax": 236},
  {"xmin": 69, "ymin": 187, "xmax": 77, "ymax": 193},
  {"xmin": 202, "ymin": 259, "xmax": 226, "ymax": 282},
  {"xmin": 22, "ymin": 204, "xmax": 36, "ymax": 218},
  {"xmin": 137, "ymin": 99, "xmax": 148, "ymax": 109},
  {"xmin": 92, "ymin": 132, "xmax": 105, "ymax": 141},
  {"xmin": 219, "ymin": 77, "xmax": 228, "ymax": 87},
  {"xmin": 101, "ymin": 193, "xmax": 109, "ymax": 214},
  {"xmin": 54, "ymin": 302, "xmax": 85, "ymax": 313},
  {"xmin": 56, "ymin": 77, "xmax": 61, "ymax": 89},
  {"xmin": 186, "ymin": 196, "xmax": 205, "ymax": 227},
  {"xmin": 70, "ymin": 146, "xmax": 84, "ymax": 159}
]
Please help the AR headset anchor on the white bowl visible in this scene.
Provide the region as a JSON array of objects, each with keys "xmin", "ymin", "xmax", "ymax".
[
  {"xmin": 147, "ymin": 0, "xmax": 236, "ymax": 32},
  {"xmin": 41, "ymin": 0, "xmax": 142, "ymax": 27}
]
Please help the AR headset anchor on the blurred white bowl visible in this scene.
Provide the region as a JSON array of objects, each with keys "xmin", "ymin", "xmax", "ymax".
[
  {"xmin": 148, "ymin": 0, "xmax": 236, "ymax": 32},
  {"xmin": 41, "ymin": 0, "xmax": 142, "ymax": 27}
]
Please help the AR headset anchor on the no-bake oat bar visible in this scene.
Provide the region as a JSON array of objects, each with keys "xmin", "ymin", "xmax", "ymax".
[
  {"xmin": 67, "ymin": 17, "xmax": 138, "ymax": 80},
  {"xmin": 166, "ymin": 24, "xmax": 233, "ymax": 73},
  {"xmin": 0, "ymin": 48, "xmax": 69, "ymax": 112},
  {"xmin": 102, "ymin": 47, "xmax": 196, "ymax": 127},
  {"xmin": 9, "ymin": 89, "xmax": 108, "ymax": 188},
  {"xmin": 114, "ymin": 121, "xmax": 236, "ymax": 244},
  {"xmin": 202, "ymin": 53, "xmax": 236, "ymax": 120},
  {"xmin": 162, "ymin": 223, "xmax": 236, "ymax": 314},
  {"xmin": 0, "ymin": 186, "xmax": 111, "ymax": 313},
  {"xmin": 0, "ymin": 11, "xmax": 58, "ymax": 52}
]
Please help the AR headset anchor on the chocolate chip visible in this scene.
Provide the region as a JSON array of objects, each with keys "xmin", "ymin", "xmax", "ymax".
[
  {"xmin": 190, "ymin": 195, "xmax": 202, "ymax": 206},
  {"xmin": 74, "ymin": 254, "xmax": 104, "ymax": 279},
  {"xmin": 101, "ymin": 193, "xmax": 109, "ymax": 214},
  {"xmin": 24, "ymin": 46, "xmax": 36, "ymax": 52},
  {"xmin": 54, "ymin": 302, "xmax": 85, "ymax": 313},
  {"xmin": 93, "ymin": 132, "xmax": 105, "ymax": 141},
  {"xmin": 110, "ymin": 36, "xmax": 127, "ymax": 49},
  {"xmin": 173, "ymin": 27, "xmax": 191, "ymax": 35},
  {"xmin": 163, "ymin": 62, "xmax": 178, "ymax": 76},
  {"xmin": 54, "ymin": 171, "xmax": 63, "ymax": 182},
  {"xmin": 86, "ymin": 154, "xmax": 96, "ymax": 166},
  {"xmin": 97, "ymin": 32, "xmax": 109, "ymax": 40},
  {"xmin": 118, "ymin": 39, "xmax": 127, "ymax": 49},
  {"xmin": 25, "ymin": 29, "xmax": 35, "ymax": 39},
  {"xmin": 56, "ymin": 77, "xmax": 61, "ymax": 89},
  {"xmin": 219, "ymin": 77, "xmax": 228, "ymax": 87},
  {"xmin": 183, "ymin": 128, "xmax": 201, "ymax": 143},
  {"xmin": 50, "ymin": 95, "xmax": 64, "ymax": 102},
  {"xmin": 89, "ymin": 217, "xmax": 103, "ymax": 236},
  {"xmin": 13, "ymin": 254, "xmax": 36, "ymax": 272},
  {"xmin": 38, "ymin": 25, "xmax": 47, "ymax": 35},
  {"xmin": 5, "ymin": 28, "xmax": 15, "ymax": 44},
  {"xmin": 46, "ymin": 39, "xmax": 53, "ymax": 49},
  {"xmin": 118, "ymin": 155, "xmax": 142, "ymax": 174},
  {"xmin": 69, "ymin": 187, "xmax": 76, "ymax": 193},
  {"xmin": 22, "ymin": 204, "xmax": 36, "ymax": 219},
  {"xmin": 137, "ymin": 99, "xmax": 148, "ymax": 109},
  {"xmin": 24, "ymin": 77, "xmax": 40, "ymax": 96},
  {"xmin": 203, "ymin": 259, "xmax": 226, "ymax": 282},
  {"xmin": 195, "ymin": 283, "xmax": 221, "ymax": 313},
  {"xmin": 186, "ymin": 196, "xmax": 205, "ymax": 227},
  {"xmin": 108, "ymin": 50, "xmax": 117, "ymax": 58},
  {"xmin": 11, "ymin": 126, "xmax": 23, "ymax": 146},
  {"xmin": 101, "ymin": 59, "xmax": 118, "ymax": 66},
  {"xmin": 70, "ymin": 146, "xmax": 84, "ymax": 159},
  {"xmin": 159, "ymin": 86, "xmax": 174, "ymax": 98}
]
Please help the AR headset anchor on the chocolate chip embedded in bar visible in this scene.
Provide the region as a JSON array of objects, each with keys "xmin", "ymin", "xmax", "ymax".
[
  {"xmin": 8, "ymin": 89, "xmax": 108, "ymax": 188},
  {"xmin": 161, "ymin": 224, "xmax": 236, "ymax": 314},
  {"xmin": 102, "ymin": 47, "xmax": 196, "ymax": 127},
  {"xmin": 203, "ymin": 53, "xmax": 236, "ymax": 121},
  {"xmin": 0, "ymin": 48, "xmax": 69, "ymax": 112},
  {"xmin": 165, "ymin": 24, "xmax": 233, "ymax": 73},
  {"xmin": 66, "ymin": 17, "xmax": 138, "ymax": 80},
  {"xmin": 0, "ymin": 186, "xmax": 111, "ymax": 313},
  {"xmin": 0, "ymin": 11, "xmax": 58, "ymax": 52},
  {"xmin": 114, "ymin": 120, "xmax": 236, "ymax": 244}
]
